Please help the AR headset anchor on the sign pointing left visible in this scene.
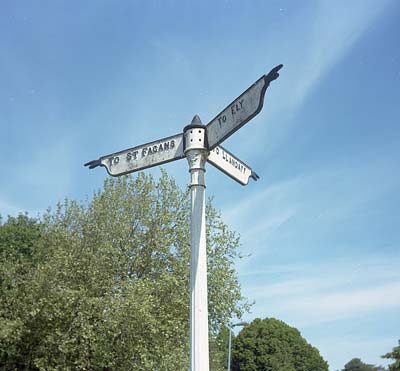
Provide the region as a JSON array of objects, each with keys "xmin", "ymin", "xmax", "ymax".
[{"xmin": 84, "ymin": 133, "xmax": 184, "ymax": 176}]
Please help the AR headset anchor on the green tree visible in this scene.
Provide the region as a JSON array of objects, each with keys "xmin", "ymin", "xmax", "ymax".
[
  {"xmin": 0, "ymin": 171, "xmax": 249, "ymax": 370},
  {"xmin": 210, "ymin": 325, "xmax": 231, "ymax": 371},
  {"xmin": 231, "ymin": 317, "xmax": 328, "ymax": 371},
  {"xmin": 0, "ymin": 213, "xmax": 42, "ymax": 261},
  {"xmin": 0, "ymin": 214, "xmax": 43, "ymax": 370},
  {"xmin": 383, "ymin": 341, "xmax": 400, "ymax": 371},
  {"xmin": 342, "ymin": 358, "xmax": 383, "ymax": 371}
]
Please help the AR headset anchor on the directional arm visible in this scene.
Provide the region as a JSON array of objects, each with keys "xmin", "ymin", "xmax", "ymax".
[
  {"xmin": 250, "ymin": 170, "xmax": 260, "ymax": 181},
  {"xmin": 84, "ymin": 159, "xmax": 101, "ymax": 169},
  {"xmin": 205, "ymin": 64, "xmax": 283, "ymax": 150},
  {"xmin": 265, "ymin": 64, "xmax": 283, "ymax": 82},
  {"xmin": 207, "ymin": 145, "xmax": 259, "ymax": 186},
  {"xmin": 84, "ymin": 133, "xmax": 185, "ymax": 176}
]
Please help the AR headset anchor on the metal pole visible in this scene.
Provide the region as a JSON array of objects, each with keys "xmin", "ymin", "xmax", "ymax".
[
  {"xmin": 227, "ymin": 322, "xmax": 248, "ymax": 371},
  {"xmin": 184, "ymin": 116, "xmax": 209, "ymax": 371},
  {"xmin": 227, "ymin": 327, "xmax": 232, "ymax": 371}
]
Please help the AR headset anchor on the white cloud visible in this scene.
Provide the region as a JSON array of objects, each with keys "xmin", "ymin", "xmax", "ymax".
[
  {"xmin": 318, "ymin": 336, "xmax": 397, "ymax": 371},
  {"xmin": 223, "ymin": 176, "xmax": 302, "ymax": 224},
  {"xmin": 240, "ymin": 0, "xmax": 394, "ymax": 156},
  {"xmin": 283, "ymin": 282, "xmax": 400, "ymax": 325},
  {"xmin": 224, "ymin": 152, "xmax": 399, "ymax": 262},
  {"xmin": 241, "ymin": 255, "xmax": 400, "ymax": 326},
  {"xmin": 0, "ymin": 198, "xmax": 24, "ymax": 218},
  {"xmin": 286, "ymin": 0, "xmax": 390, "ymax": 109}
]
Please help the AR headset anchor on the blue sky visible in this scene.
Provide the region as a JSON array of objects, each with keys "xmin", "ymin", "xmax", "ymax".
[{"xmin": 1, "ymin": 1, "xmax": 399, "ymax": 369}]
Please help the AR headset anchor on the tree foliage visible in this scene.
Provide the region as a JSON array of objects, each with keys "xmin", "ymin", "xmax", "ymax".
[
  {"xmin": 231, "ymin": 317, "xmax": 328, "ymax": 371},
  {"xmin": 0, "ymin": 171, "xmax": 248, "ymax": 370},
  {"xmin": 383, "ymin": 341, "xmax": 400, "ymax": 371},
  {"xmin": 209, "ymin": 325, "xmax": 231, "ymax": 371},
  {"xmin": 342, "ymin": 358, "xmax": 383, "ymax": 371},
  {"xmin": 0, "ymin": 214, "xmax": 43, "ymax": 369}
]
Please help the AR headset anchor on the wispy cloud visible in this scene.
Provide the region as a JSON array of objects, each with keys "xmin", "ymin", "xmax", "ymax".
[
  {"xmin": 286, "ymin": 0, "xmax": 390, "ymax": 109},
  {"xmin": 224, "ymin": 150, "xmax": 399, "ymax": 262},
  {"xmin": 240, "ymin": 0, "xmax": 394, "ymax": 155},
  {"xmin": 0, "ymin": 133, "xmax": 81, "ymax": 217},
  {"xmin": 317, "ymin": 336, "xmax": 398, "ymax": 371},
  {"xmin": 0, "ymin": 198, "xmax": 24, "ymax": 218},
  {"xmin": 241, "ymin": 255, "xmax": 400, "ymax": 326}
]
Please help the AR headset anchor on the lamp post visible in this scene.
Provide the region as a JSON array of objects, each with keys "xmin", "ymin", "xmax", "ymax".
[{"xmin": 227, "ymin": 321, "xmax": 248, "ymax": 371}]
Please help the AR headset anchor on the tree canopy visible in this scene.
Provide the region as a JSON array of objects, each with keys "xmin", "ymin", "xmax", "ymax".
[
  {"xmin": 231, "ymin": 317, "xmax": 328, "ymax": 371},
  {"xmin": 382, "ymin": 340, "xmax": 400, "ymax": 371},
  {"xmin": 342, "ymin": 358, "xmax": 384, "ymax": 371},
  {"xmin": 0, "ymin": 171, "xmax": 248, "ymax": 371}
]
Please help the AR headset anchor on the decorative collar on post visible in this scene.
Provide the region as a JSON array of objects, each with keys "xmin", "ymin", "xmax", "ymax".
[
  {"xmin": 184, "ymin": 115, "xmax": 208, "ymax": 153},
  {"xmin": 184, "ymin": 115, "xmax": 208, "ymax": 186}
]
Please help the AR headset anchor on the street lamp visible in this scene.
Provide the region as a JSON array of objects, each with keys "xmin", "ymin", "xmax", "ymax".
[{"xmin": 227, "ymin": 321, "xmax": 248, "ymax": 371}]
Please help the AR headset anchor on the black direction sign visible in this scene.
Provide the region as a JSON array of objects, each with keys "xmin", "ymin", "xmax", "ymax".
[
  {"xmin": 205, "ymin": 64, "xmax": 283, "ymax": 150},
  {"xmin": 84, "ymin": 133, "xmax": 184, "ymax": 176}
]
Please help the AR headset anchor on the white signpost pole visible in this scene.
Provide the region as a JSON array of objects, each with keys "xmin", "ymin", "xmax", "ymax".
[
  {"xmin": 84, "ymin": 64, "xmax": 283, "ymax": 371},
  {"xmin": 184, "ymin": 116, "xmax": 210, "ymax": 371}
]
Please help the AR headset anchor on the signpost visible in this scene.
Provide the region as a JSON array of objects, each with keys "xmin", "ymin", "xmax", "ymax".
[{"xmin": 84, "ymin": 64, "xmax": 283, "ymax": 371}]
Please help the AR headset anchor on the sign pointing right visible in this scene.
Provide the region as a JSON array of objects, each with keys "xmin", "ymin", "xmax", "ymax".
[
  {"xmin": 205, "ymin": 64, "xmax": 283, "ymax": 150},
  {"xmin": 207, "ymin": 145, "xmax": 259, "ymax": 186}
]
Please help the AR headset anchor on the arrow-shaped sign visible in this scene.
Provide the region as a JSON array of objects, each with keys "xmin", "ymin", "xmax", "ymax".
[
  {"xmin": 207, "ymin": 145, "xmax": 259, "ymax": 185},
  {"xmin": 85, "ymin": 65, "xmax": 283, "ymax": 179},
  {"xmin": 84, "ymin": 133, "xmax": 184, "ymax": 176},
  {"xmin": 205, "ymin": 64, "xmax": 283, "ymax": 150}
]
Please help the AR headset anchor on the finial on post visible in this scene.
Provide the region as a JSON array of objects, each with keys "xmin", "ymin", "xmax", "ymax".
[
  {"xmin": 191, "ymin": 114, "xmax": 202, "ymax": 126},
  {"xmin": 184, "ymin": 114, "xmax": 205, "ymax": 132},
  {"xmin": 184, "ymin": 114, "xmax": 207, "ymax": 155}
]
